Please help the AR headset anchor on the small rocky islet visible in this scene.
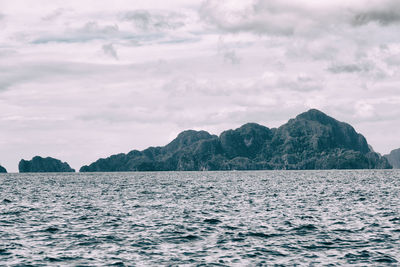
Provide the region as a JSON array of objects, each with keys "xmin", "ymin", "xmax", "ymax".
[
  {"xmin": 18, "ymin": 156, "xmax": 75, "ymax": 173},
  {"xmin": 0, "ymin": 165, "xmax": 6, "ymax": 173},
  {"xmin": 80, "ymin": 109, "xmax": 392, "ymax": 172}
]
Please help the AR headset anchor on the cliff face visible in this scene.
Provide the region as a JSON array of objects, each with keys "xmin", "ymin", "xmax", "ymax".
[
  {"xmin": 0, "ymin": 165, "xmax": 6, "ymax": 173},
  {"xmin": 384, "ymin": 148, "xmax": 400, "ymax": 168},
  {"xmin": 19, "ymin": 156, "xmax": 75, "ymax": 173},
  {"xmin": 80, "ymin": 109, "xmax": 392, "ymax": 172},
  {"xmin": 265, "ymin": 109, "xmax": 387, "ymax": 170}
]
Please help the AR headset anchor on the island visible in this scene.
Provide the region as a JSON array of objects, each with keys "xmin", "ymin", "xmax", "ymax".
[
  {"xmin": 80, "ymin": 109, "xmax": 391, "ymax": 172},
  {"xmin": 0, "ymin": 165, "xmax": 6, "ymax": 173},
  {"xmin": 19, "ymin": 156, "xmax": 75, "ymax": 173},
  {"xmin": 384, "ymin": 148, "xmax": 400, "ymax": 169}
]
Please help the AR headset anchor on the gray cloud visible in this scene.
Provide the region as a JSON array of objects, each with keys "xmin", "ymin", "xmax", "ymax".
[
  {"xmin": 279, "ymin": 74, "xmax": 324, "ymax": 92},
  {"xmin": 385, "ymin": 54, "xmax": 400, "ymax": 66},
  {"xmin": 353, "ymin": 11, "xmax": 400, "ymax": 26},
  {"xmin": 222, "ymin": 50, "xmax": 241, "ymax": 65},
  {"xmin": 41, "ymin": 8, "xmax": 69, "ymax": 21},
  {"xmin": 33, "ymin": 21, "xmax": 120, "ymax": 44},
  {"xmin": 0, "ymin": 61, "xmax": 134, "ymax": 91},
  {"xmin": 351, "ymin": 2, "xmax": 400, "ymax": 26},
  {"xmin": 80, "ymin": 21, "xmax": 119, "ymax": 35},
  {"xmin": 327, "ymin": 63, "xmax": 373, "ymax": 74},
  {"xmin": 216, "ymin": 38, "xmax": 243, "ymax": 65},
  {"xmin": 199, "ymin": 0, "xmax": 400, "ymax": 37},
  {"xmin": 122, "ymin": 10, "xmax": 186, "ymax": 31},
  {"xmin": 102, "ymin": 43, "xmax": 118, "ymax": 59}
]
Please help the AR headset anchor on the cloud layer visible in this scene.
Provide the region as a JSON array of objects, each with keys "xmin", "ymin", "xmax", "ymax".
[{"xmin": 1, "ymin": 0, "xmax": 400, "ymax": 171}]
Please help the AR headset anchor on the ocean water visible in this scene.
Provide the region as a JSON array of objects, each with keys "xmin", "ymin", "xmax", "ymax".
[{"xmin": 0, "ymin": 170, "xmax": 399, "ymax": 266}]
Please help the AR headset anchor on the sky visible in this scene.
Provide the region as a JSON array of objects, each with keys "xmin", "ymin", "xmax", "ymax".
[{"xmin": 1, "ymin": 0, "xmax": 400, "ymax": 172}]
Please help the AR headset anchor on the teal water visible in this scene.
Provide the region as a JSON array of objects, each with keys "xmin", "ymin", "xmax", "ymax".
[{"xmin": 1, "ymin": 170, "xmax": 399, "ymax": 266}]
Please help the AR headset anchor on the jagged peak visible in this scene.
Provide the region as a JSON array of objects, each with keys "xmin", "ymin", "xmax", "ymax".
[
  {"xmin": 31, "ymin": 156, "xmax": 52, "ymax": 161},
  {"xmin": 388, "ymin": 148, "xmax": 400, "ymax": 154},
  {"xmin": 165, "ymin": 130, "xmax": 216, "ymax": 151},
  {"xmin": 176, "ymin": 130, "xmax": 213, "ymax": 139},
  {"xmin": 295, "ymin": 109, "xmax": 334, "ymax": 122},
  {"xmin": 220, "ymin": 123, "xmax": 271, "ymax": 137},
  {"xmin": 22, "ymin": 155, "xmax": 57, "ymax": 162},
  {"xmin": 238, "ymin": 122, "xmax": 270, "ymax": 131}
]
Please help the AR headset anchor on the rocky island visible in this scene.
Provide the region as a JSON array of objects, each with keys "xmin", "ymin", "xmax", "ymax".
[
  {"xmin": 0, "ymin": 165, "xmax": 7, "ymax": 173},
  {"xmin": 80, "ymin": 109, "xmax": 391, "ymax": 172},
  {"xmin": 384, "ymin": 148, "xmax": 400, "ymax": 169},
  {"xmin": 19, "ymin": 156, "xmax": 75, "ymax": 173}
]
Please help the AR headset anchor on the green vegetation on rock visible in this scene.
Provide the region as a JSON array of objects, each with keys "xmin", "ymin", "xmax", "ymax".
[
  {"xmin": 80, "ymin": 109, "xmax": 392, "ymax": 172},
  {"xmin": 0, "ymin": 165, "xmax": 7, "ymax": 173},
  {"xmin": 384, "ymin": 148, "xmax": 400, "ymax": 169},
  {"xmin": 19, "ymin": 156, "xmax": 75, "ymax": 173}
]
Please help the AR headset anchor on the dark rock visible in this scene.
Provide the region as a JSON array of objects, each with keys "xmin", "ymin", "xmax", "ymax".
[
  {"xmin": 19, "ymin": 156, "xmax": 75, "ymax": 173},
  {"xmin": 80, "ymin": 109, "xmax": 392, "ymax": 172},
  {"xmin": 220, "ymin": 123, "xmax": 273, "ymax": 159},
  {"xmin": 384, "ymin": 148, "xmax": 400, "ymax": 168},
  {"xmin": 0, "ymin": 165, "xmax": 6, "ymax": 173}
]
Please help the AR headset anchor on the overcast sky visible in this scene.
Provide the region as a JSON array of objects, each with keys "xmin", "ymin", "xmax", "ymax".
[{"xmin": 1, "ymin": 0, "xmax": 400, "ymax": 171}]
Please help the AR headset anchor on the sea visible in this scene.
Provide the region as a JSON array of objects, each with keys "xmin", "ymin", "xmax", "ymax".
[{"xmin": 0, "ymin": 170, "xmax": 399, "ymax": 266}]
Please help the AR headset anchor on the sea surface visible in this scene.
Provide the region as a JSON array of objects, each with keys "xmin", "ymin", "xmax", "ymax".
[{"xmin": 0, "ymin": 170, "xmax": 399, "ymax": 266}]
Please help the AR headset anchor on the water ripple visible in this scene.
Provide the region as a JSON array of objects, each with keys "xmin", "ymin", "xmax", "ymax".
[{"xmin": 0, "ymin": 170, "xmax": 399, "ymax": 265}]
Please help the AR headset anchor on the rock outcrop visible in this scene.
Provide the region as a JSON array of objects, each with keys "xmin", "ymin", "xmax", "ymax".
[
  {"xmin": 0, "ymin": 165, "xmax": 6, "ymax": 173},
  {"xmin": 80, "ymin": 109, "xmax": 392, "ymax": 172},
  {"xmin": 19, "ymin": 156, "xmax": 75, "ymax": 173},
  {"xmin": 384, "ymin": 148, "xmax": 400, "ymax": 169}
]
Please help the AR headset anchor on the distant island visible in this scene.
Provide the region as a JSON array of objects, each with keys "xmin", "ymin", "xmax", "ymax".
[
  {"xmin": 384, "ymin": 149, "xmax": 400, "ymax": 169},
  {"xmin": 0, "ymin": 165, "xmax": 6, "ymax": 173},
  {"xmin": 19, "ymin": 156, "xmax": 75, "ymax": 173},
  {"xmin": 80, "ymin": 109, "xmax": 392, "ymax": 172}
]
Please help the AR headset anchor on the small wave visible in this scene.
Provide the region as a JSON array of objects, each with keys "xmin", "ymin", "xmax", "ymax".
[
  {"xmin": 222, "ymin": 225, "xmax": 238, "ymax": 230},
  {"xmin": 42, "ymin": 226, "xmax": 59, "ymax": 233},
  {"xmin": 70, "ymin": 233, "xmax": 88, "ymax": 239},
  {"xmin": 131, "ymin": 239, "xmax": 156, "ymax": 247},
  {"xmin": 302, "ymin": 243, "xmax": 338, "ymax": 250},
  {"xmin": 1, "ymin": 171, "xmax": 399, "ymax": 266},
  {"xmin": 0, "ymin": 248, "xmax": 11, "ymax": 256},
  {"xmin": 110, "ymin": 261, "xmax": 125, "ymax": 266},
  {"xmin": 44, "ymin": 256, "xmax": 77, "ymax": 262},
  {"xmin": 1, "ymin": 210, "xmax": 22, "ymax": 216},
  {"xmin": 332, "ymin": 228, "xmax": 354, "ymax": 233},
  {"xmin": 103, "ymin": 235, "xmax": 123, "ymax": 242},
  {"xmin": 331, "ymin": 221, "xmax": 345, "ymax": 225},
  {"xmin": 374, "ymin": 255, "xmax": 398, "ymax": 263},
  {"xmin": 76, "ymin": 239, "xmax": 102, "ymax": 247},
  {"xmin": 204, "ymin": 218, "xmax": 221, "ymax": 224},
  {"xmin": 165, "ymin": 234, "xmax": 202, "ymax": 244},
  {"xmin": 257, "ymin": 249, "xmax": 286, "ymax": 257},
  {"xmin": 247, "ymin": 232, "xmax": 283, "ymax": 239},
  {"xmin": 2, "ymin": 198, "xmax": 12, "ymax": 204},
  {"xmin": 292, "ymin": 224, "xmax": 318, "ymax": 235},
  {"xmin": 344, "ymin": 250, "xmax": 371, "ymax": 259}
]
